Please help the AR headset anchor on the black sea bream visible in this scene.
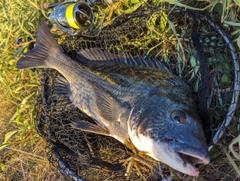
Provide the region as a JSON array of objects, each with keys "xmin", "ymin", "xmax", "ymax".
[{"xmin": 16, "ymin": 20, "xmax": 210, "ymax": 176}]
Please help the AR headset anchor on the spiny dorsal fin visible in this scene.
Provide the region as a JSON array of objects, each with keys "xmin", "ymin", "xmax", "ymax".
[
  {"xmin": 90, "ymin": 80, "xmax": 130, "ymax": 122},
  {"xmin": 79, "ymin": 48, "xmax": 123, "ymax": 61},
  {"xmin": 76, "ymin": 48, "xmax": 169, "ymax": 71},
  {"xmin": 71, "ymin": 120, "xmax": 110, "ymax": 136},
  {"xmin": 16, "ymin": 20, "xmax": 63, "ymax": 69}
]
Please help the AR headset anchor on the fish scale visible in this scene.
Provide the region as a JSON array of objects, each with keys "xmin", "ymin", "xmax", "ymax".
[{"xmin": 16, "ymin": 20, "xmax": 210, "ymax": 176}]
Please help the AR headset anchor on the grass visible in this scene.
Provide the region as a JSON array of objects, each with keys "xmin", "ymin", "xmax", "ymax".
[
  {"xmin": 0, "ymin": 0, "xmax": 63, "ymax": 180},
  {"xmin": 0, "ymin": 0, "xmax": 239, "ymax": 180}
]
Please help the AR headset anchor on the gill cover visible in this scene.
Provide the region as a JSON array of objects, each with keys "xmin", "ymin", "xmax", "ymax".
[{"xmin": 128, "ymin": 95, "xmax": 210, "ymax": 176}]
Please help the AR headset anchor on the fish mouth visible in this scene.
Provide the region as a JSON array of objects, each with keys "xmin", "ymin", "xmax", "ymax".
[{"xmin": 169, "ymin": 141, "xmax": 210, "ymax": 176}]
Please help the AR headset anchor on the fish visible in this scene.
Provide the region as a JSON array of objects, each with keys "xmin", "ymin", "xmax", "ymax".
[{"xmin": 16, "ymin": 20, "xmax": 210, "ymax": 176}]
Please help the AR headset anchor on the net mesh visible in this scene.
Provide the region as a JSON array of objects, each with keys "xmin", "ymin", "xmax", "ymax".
[{"xmin": 35, "ymin": 8, "xmax": 240, "ymax": 180}]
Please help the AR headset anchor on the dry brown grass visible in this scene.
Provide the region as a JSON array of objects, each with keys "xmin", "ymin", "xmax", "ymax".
[{"xmin": 0, "ymin": 86, "xmax": 64, "ymax": 180}]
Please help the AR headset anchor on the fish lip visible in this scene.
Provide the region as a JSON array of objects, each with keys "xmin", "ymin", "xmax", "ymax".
[
  {"xmin": 168, "ymin": 140, "xmax": 210, "ymax": 176},
  {"xmin": 176, "ymin": 148, "xmax": 210, "ymax": 165},
  {"xmin": 174, "ymin": 152, "xmax": 199, "ymax": 176}
]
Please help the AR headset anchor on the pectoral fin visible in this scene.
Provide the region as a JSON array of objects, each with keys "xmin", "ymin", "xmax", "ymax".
[{"xmin": 90, "ymin": 80, "xmax": 131, "ymax": 123}]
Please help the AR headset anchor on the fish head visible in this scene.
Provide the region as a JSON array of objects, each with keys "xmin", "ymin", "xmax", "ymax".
[{"xmin": 128, "ymin": 92, "xmax": 210, "ymax": 176}]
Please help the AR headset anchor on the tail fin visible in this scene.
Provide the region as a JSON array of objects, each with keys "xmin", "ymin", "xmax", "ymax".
[{"xmin": 16, "ymin": 20, "xmax": 63, "ymax": 69}]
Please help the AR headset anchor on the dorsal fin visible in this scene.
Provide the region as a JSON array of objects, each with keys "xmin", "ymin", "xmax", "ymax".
[
  {"xmin": 79, "ymin": 48, "xmax": 123, "ymax": 61},
  {"xmin": 76, "ymin": 48, "xmax": 169, "ymax": 72}
]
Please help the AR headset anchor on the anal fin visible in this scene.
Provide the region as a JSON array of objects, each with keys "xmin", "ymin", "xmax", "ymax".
[{"xmin": 52, "ymin": 76, "xmax": 72, "ymax": 107}]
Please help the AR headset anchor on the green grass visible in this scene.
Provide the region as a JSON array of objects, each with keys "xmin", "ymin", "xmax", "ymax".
[
  {"xmin": 0, "ymin": 0, "xmax": 48, "ymax": 149},
  {"xmin": 0, "ymin": 0, "xmax": 239, "ymax": 180},
  {"xmin": 0, "ymin": 0, "xmax": 64, "ymax": 180}
]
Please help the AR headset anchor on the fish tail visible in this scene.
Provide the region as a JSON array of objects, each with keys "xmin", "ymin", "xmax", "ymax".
[{"xmin": 16, "ymin": 20, "xmax": 63, "ymax": 69}]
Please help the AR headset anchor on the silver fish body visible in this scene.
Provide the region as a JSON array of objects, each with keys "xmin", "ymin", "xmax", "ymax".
[{"xmin": 16, "ymin": 20, "xmax": 210, "ymax": 176}]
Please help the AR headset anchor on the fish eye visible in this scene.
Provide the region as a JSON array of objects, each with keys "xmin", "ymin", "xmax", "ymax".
[{"xmin": 171, "ymin": 111, "xmax": 186, "ymax": 124}]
